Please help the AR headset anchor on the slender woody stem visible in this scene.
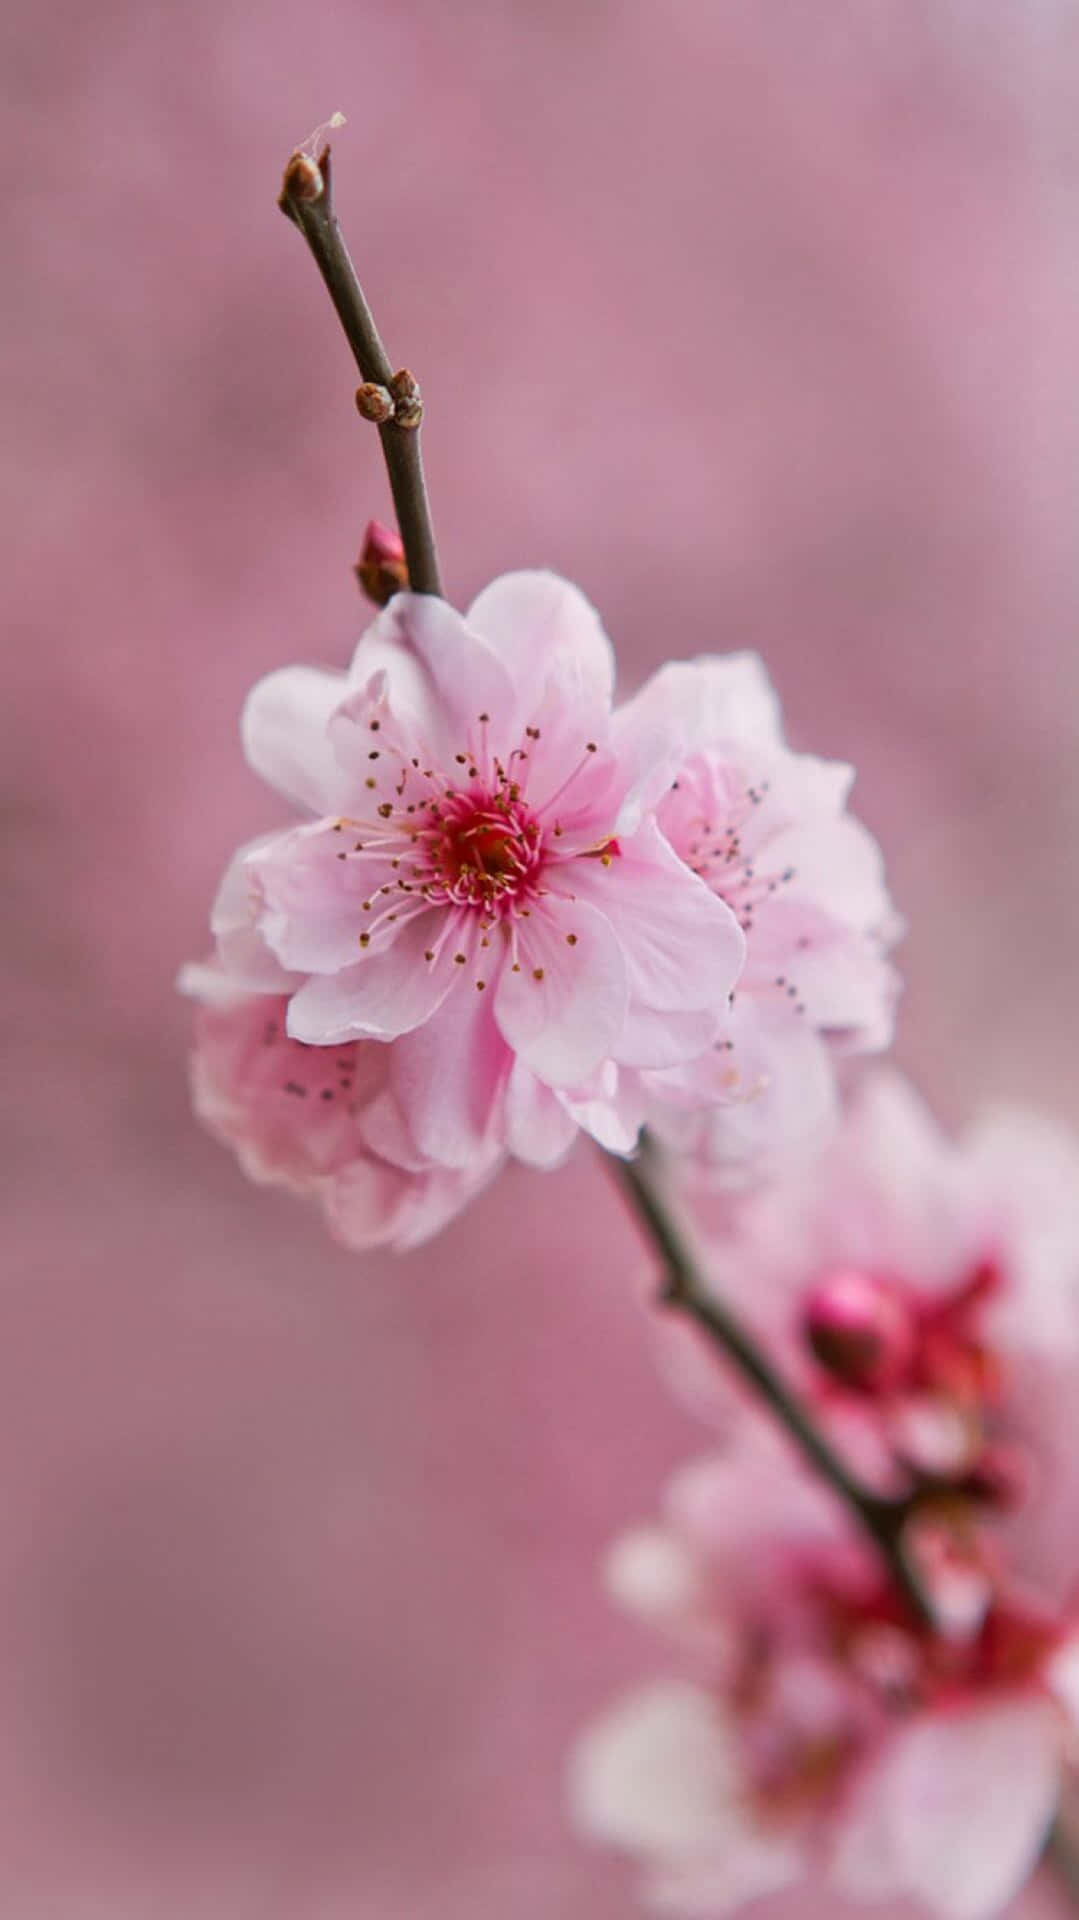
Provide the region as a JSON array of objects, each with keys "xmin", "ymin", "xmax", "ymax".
[
  {"xmin": 279, "ymin": 146, "xmax": 442, "ymax": 598},
  {"xmin": 607, "ymin": 1143, "xmax": 933, "ymax": 1625}
]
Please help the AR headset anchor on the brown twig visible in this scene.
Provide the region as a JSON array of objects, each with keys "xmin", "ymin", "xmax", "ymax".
[
  {"xmin": 607, "ymin": 1142, "xmax": 933, "ymax": 1625},
  {"xmin": 279, "ymin": 146, "xmax": 442, "ymax": 598}
]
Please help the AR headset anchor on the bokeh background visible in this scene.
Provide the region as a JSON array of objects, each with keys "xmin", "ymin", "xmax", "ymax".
[{"xmin": 5, "ymin": 2, "xmax": 1079, "ymax": 1913}]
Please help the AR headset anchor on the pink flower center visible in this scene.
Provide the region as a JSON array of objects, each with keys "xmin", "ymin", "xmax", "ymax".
[{"xmin": 416, "ymin": 791, "xmax": 544, "ymax": 910}]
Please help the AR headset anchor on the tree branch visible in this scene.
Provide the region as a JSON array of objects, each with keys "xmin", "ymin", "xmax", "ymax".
[
  {"xmin": 278, "ymin": 145, "xmax": 442, "ymax": 598},
  {"xmin": 607, "ymin": 1142, "xmax": 933, "ymax": 1626}
]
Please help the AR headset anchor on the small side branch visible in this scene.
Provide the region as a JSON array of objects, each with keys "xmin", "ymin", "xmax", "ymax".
[
  {"xmin": 279, "ymin": 146, "xmax": 442, "ymax": 598},
  {"xmin": 608, "ymin": 1144, "xmax": 932, "ymax": 1626}
]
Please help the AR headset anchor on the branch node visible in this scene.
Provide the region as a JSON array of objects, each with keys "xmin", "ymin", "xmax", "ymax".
[{"xmin": 388, "ymin": 368, "xmax": 424, "ymax": 429}]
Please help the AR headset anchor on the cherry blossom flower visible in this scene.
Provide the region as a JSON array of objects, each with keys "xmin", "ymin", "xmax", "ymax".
[
  {"xmin": 181, "ymin": 971, "xmax": 502, "ymax": 1250},
  {"xmin": 593, "ymin": 655, "xmax": 901, "ymax": 1170},
  {"xmin": 206, "ymin": 573, "xmax": 745, "ymax": 1169},
  {"xmin": 570, "ymin": 1438, "xmax": 1079, "ymax": 1919},
  {"xmin": 669, "ymin": 1071, "xmax": 1079, "ymax": 1493}
]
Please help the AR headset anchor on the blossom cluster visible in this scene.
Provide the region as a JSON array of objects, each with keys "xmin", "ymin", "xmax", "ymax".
[
  {"xmin": 183, "ymin": 554, "xmax": 1079, "ymax": 1919},
  {"xmin": 181, "ymin": 570, "xmax": 898, "ymax": 1246},
  {"xmin": 571, "ymin": 1075, "xmax": 1079, "ymax": 1917}
]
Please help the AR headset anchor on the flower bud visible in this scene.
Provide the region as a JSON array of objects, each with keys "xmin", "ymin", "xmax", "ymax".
[
  {"xmin": 280, "ymin": 151, "xmax": 325, "ymax": 204},
  {"xmin": 355, "ymin": 383, "xmax": 395, "ymax": 425},
  {"xmin": 355, "ymin": 519, "xmax": 408, "ymax": 606},
  {"xmin": 803, "ymin": 1269, "xmax": 916, "ymax": 1392}
]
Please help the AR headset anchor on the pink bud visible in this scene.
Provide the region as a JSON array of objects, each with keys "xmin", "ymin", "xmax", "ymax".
[
  {"xmin": 355, "ymin": 519, "xmax": 408, "ymax": 606},
  {"xmin": 803, "ymin": 1269, "xmax": 916, "ymax": 1392}
]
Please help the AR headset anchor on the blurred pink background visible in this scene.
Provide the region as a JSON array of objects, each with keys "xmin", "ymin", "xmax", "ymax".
[{"xmin": 5, "ymin": 2, "xmax": 1079, "ymax": 1913}]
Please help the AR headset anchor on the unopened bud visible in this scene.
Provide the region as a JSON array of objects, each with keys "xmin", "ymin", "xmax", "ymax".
[
  {"xmin": 355, "ymin": 519, "xmax": 408, "ymax": 605},
  {"xmin": 281, "ymin": 151, "xmax": 324, "ymax": 204},
  {"xmin": 803, "ymin": 1269, "xmax": 915, "ymax": 1393},
  {"xmin": 388, "ymin": 368, "xmax": 423, "ymax": 429},
  {"xmin": 355, "ymin": 383, "xmax": 395, "ymax": 425}
]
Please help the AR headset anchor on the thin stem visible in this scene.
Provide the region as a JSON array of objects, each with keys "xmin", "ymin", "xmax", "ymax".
[
  {"xmin": 279, "ymin": 146, "xmax": 442, "ymax": 598},
  {"xmin": 607, "ymin": 1143, "xmax": 933, "ymax": 1626}
]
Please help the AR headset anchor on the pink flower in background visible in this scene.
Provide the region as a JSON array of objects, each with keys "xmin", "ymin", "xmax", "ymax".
[
  {"xmin": 669, "ymin": 1071, "xmax": 1079, "ymax": 1490},
  {"xmin": 604, "ymin": 655, "xmax": 900, "ymax": 1171},
  {"xmin": 208, "ymin": 572, "xmax": 745, "ymax": 1169},
  {"xmin": 570, "ymin": 1440, "xmax": 1079, "ymax": 1919},
  {"xmin": 183, "ymin": 976, "xmax": 502, "ymax": 1250}
]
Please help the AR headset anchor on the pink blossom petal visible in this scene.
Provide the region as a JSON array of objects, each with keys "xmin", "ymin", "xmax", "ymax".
[
  {"xmin": 322, "ymin": 1153, "xmax": 416, "ymax": 1249},
  {"xmin": 389, "ymin": 978, "xmax": 512, "ymax": 1168},
  {"xmin": 494, "ymin": 897, "xmax": 628, "ymax": 1086},
  {"xmin": 569, "ymin": 1682, "xmax": 741, "ymax": 1857},
  {"xmin": 326, "ymin": 674, "xmax": 431, "ymax": 792},
  {"xmin": 465, "ymin": 569, "xmax": 614, "ymax": 716},
  {"xmin": 188, "ymin": 992, "xmax": 383, "ymax": 1191},
  {"xmin": 253, "ymin": 822, "xmax": 414, "ymax": 973},
  {"xmin": 568, "ymin": 1683, "xmax": 803, "ymax": 1914},
  {"xmin": 561, "ymin": 1061, "xmax": 648, "ymax": 1154},
  {"xmin": 286, "ymin": 911, "xmax": 461, "ymax": 1043},
  {"xmin": 509, "ymin": 684, "xmax": 621, "ymax": 826},
  {"xmin": 355, "ymin": 1086, "xmax": 432, "ymax": 1172},
  {"xmin": 744, "ymin": 900, "xmax": 900, "ymax": 1048},
  {"xmin": 344, "ymin": 625, "xmax": 450, "ymax": 757},
  {"xmin": 648, "ymin": 999, "xmax": 839, "ymax": 1172},
  {"xmin": 614, "ymin": 654, "xmax": 783, "ymax": 771},
  {"xmin": 605, "ymin": 1527, "xmax": 706, "ymax": 1629},
  {"xmin": 208, "ymin": 837, "xmax": 298, "ymax": 992},
  {"xmin": 763, "ymin": 813, "xmax": 892, "ymax": 929},
  {"xmin": 835, "ymin": 1698, "xmax": 1061, "ymax": 1920},
  {"xmin": 356, "ymin": 590, "xmax": 518, "ymax": 754},
  {"xmin": 569, "ymin": 817, "xmax": 746, "ymax": 1018},
  {"xmin": 325, "ymin": 1149, "xmax": 501, "ymax": 1253},
  {"xmin": 503, "ymin": 1062, "xmax": 580, "ymax": 1167},
  {"xmin": 241, "ymin": 664, "xmax": 352, "ymax": 814},
  {"xmin": 615, "ymin": 1005, "xmax": 722, "ymax": 1071}
]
